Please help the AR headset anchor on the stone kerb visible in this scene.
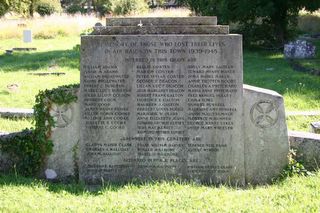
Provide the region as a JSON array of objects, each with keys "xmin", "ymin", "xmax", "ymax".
[
  {"xmin": 289, "ymin": 131, "xmax": 320, "ymax": 171},
  {"xmin": 78, "ymin": 17, "xmax": 291, "ymax": 185}
]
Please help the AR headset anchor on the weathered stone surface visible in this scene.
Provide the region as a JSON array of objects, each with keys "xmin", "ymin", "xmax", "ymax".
[
  {"xmin": 284, "ymin": 40, "xmax": 316, "ymax": 59},
  {"xmin": 92, "ymin": 25, "xmax": 229, "ymax": 35},
  {"xmin": 311, "ymin": 121, "xmax": 320, "ymax": 134},
  {"xmin": 80, "ymin": 34, "xmax": 244, "ymax": 185},
  {"xmin": 45, "ymin": 90, "xmax": 80, "ymax": 180},
  {"xmin": 0, "ymin": 130, "xmax": 32, "ymax": 173},
  {"xmin": 0, "ymin": 151, "xmax": 12, "ymax": 173},
  {"xmin": 289, "ymin": 130, "xmax": 320, "ymax": 171},
  {"xmin": 106, "ymin": 17, "xmax": 217, "ymax": 26},
  {"xmin": 243, "ymin": 84, "xmax": 289, "ymax": 184}
]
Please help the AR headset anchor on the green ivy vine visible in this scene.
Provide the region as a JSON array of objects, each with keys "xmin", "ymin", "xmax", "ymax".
[{"xmin": 0, "ymin": 84, "xmax": 79, "ymax": 176}]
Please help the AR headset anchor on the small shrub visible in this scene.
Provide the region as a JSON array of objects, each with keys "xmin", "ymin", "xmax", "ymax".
[
  {"xmin": 66, "ymin": 4, "xmax": 85, "ymax": 14},
  {"xmin": 112, "ymin": 0, "xmax": 148, "ymax": 15},
  {"xmin": 35, "ymin": 0, "xmax": 61, "ymax": 16},
  {"xmin": 281, "ymin": 149, "xmax": 311, "ymax": 178},
  {"xmin": 95, "ymin": 0, "xmax": 112, "ymax": 16}
]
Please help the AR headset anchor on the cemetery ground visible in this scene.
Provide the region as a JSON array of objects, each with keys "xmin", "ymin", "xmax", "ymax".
[
  {"xmin": 0, "ymin": 18, "xmax": 320, "ymax": 212},
  {"xmin": 0, "ymin": 171, "xmax": 320, "ymax": 212}
]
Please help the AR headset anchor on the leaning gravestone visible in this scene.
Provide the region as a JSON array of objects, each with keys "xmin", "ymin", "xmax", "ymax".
[
  {"xmin": 79, "ymin": 17, "xmax": 289, "ymax": 185},
  {"xmin": 284, "ymin": 40, "xmax": 316, "ymax": 59}
]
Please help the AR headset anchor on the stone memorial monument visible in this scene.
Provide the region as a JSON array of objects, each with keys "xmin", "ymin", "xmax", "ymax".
[{"xmin": 77, "ymin": 17, "xmax": 289, "ymax": 185}]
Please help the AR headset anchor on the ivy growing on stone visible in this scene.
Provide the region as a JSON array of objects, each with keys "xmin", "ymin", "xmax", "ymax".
[{"xmin": 0, "ymin": 84, "xmax": 79, "ymax": 176}]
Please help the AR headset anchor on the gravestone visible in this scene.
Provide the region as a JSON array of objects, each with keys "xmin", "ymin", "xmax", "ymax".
[
  {"xmin": 78, "ymin": 17, "xmax": 289, "ymax": 185},
  {"xmin": 80, "ymin": 17, "xmax": 245, "ymax": 185},
  {"xmin": 23, "ymin": 30, "xmax": 32, "ymax": 43},
  {"xmin": 284, "ymin": 40, "xmax": 316, "ymax": 59}
]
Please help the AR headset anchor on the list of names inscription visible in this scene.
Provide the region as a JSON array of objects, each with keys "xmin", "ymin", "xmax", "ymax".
[{"xmin": 80, "ymin": 35, "xmax": 244, "ymax": 183}]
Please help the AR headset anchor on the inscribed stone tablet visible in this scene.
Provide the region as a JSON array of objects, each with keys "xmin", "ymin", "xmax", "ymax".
[{"xmin": 80, "ymin": 35, "xmax": 244, "ymax": 185}]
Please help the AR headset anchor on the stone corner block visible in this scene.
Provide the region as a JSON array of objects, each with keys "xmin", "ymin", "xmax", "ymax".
[{"xmin": 243, "ymin": 84, "xmax": 289, "ymax": 184}]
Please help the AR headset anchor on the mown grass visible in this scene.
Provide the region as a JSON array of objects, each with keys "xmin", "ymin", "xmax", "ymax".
[
  {"xmin": 287, "ymin": 115, "xmax": 320, "ymax": 132},
  {"xmin": 0, "ymin": 14, "xmax": 99, "ymax": 39},
  {"xmin": 0, "ymin": 118, "xmax": 33, "ymax": 133},
  {"xmin": 244, "ymin": 50, "xmax": 320, "ymax": 111},
  {"xmin": 0, "ymin": 172, "xmax": 320, "ymax": 212},
  {"xmin": 0, "ymin": 36, "xmax": 80, "ymax": 108}
]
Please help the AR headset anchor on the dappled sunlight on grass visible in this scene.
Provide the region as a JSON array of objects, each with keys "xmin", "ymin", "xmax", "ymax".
[{"xmin": 266, "ymin": 53, "xmax": 283, "ymax": 59}]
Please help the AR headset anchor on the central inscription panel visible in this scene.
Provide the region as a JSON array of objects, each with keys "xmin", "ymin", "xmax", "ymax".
[{"xmin": 80, "ymin": 35, "xmax": 244, "ymax": 184}]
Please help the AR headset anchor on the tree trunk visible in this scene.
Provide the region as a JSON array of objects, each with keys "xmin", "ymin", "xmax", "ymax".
[
  {"xmin": 87, "ymin": 0, "xmax": 92, "ymax": 14},
  {"xmin": 270, "ymin": 2, "xmax": 289, "ymax": 47},
  {"xmin": 29, "ymin": 0, "xmax": 34, "ymax": 17}
]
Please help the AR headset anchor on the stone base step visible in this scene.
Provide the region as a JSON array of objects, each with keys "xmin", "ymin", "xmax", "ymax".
[{"xmin": 0, "ymin": 108, "xmax": 34, "ymax": 118}]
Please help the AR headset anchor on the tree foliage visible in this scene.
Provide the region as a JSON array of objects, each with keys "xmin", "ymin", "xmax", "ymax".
[
  {"xmin": 35, "ymin": 0, "xmax": 61, "ymax": 16},
  {"xmin": 0, "ymin": 0, "xmax": 60, "ymax": 17},
  {"xmin": 0, "ymin": 0, "xmax": 9, "ymax": 16},
  {"xmin": 179, "ymin": 0, "xmax": 320, "ymax": 48}
]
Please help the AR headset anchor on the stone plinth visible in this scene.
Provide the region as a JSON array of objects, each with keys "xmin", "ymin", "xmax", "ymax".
[
  {"xmin": 80, "ymin": 17, "xmax": 245, "ymax": 185},
  {"xmin": 77, "ymin": 17, "xmax": 289, "ymax": 185}
]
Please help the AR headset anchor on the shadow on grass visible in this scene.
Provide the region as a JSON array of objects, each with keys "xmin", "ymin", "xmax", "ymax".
[
  {"xmin": 0, "ymin": 173, "xmax": 125, "ymax": 195},
  {"xmin": 0, "ymin": 50, "xmax": 79, "ymax": 72},
  {"xmin": 0, "ymin": 172, "xmax": 246, "ymax": 195},
  {"xmin": 0, "ymin": 90, "xmax": 10, "ymax": 95},
  {"xmin": 0, "ymin": 173, "xmax": 191, "ymax": 195}
]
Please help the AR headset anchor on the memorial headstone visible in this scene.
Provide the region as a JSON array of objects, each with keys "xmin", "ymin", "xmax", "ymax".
[
  {"xmin": 23, "ymin": 30, "xmax": 32, "ymax": 43},
  {"xmin": 284, "ymin": 40, "xmax": 316, "ymax": 59},
  {"xmin": 80, "ymin": 17, "xmax": 245, "ymax": 185},
  {"xmin": 78, "ymin": 17, "xmax": 289, "ymax": 185}
]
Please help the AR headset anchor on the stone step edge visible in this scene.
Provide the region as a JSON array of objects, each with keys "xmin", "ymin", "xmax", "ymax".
[
  {"xmin": 0, "ymin": 108, "xmax": 34, "ymax": 118},
  {"xmin": 92, "ymin": 25, "xmax": 229, "ymax": 35},
  {"xmin": 106, "ymin": 17, "xmax": 218, "ymax": 26}
]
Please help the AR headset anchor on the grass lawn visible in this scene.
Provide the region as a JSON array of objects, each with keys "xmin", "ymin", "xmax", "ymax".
[
  {"xmin": 0, "ymin": 36, "xmax": 319, "ymax": 132},
  {"xmin": 0, "ymin": 172, "xmax": 320, "ymax": 212},
  {"xmin": 0, "ymin": 36, "xmax": 80, "ymax": 108}
]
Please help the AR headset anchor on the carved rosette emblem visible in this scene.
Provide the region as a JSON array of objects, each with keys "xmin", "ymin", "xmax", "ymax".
[
  {"xmin": 250, "ymin": 100, "xmax": 278, "ymax": 128},
  {"xmin": 50, "ymin": 104, "xmax": 73, "ymax": 128}
]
